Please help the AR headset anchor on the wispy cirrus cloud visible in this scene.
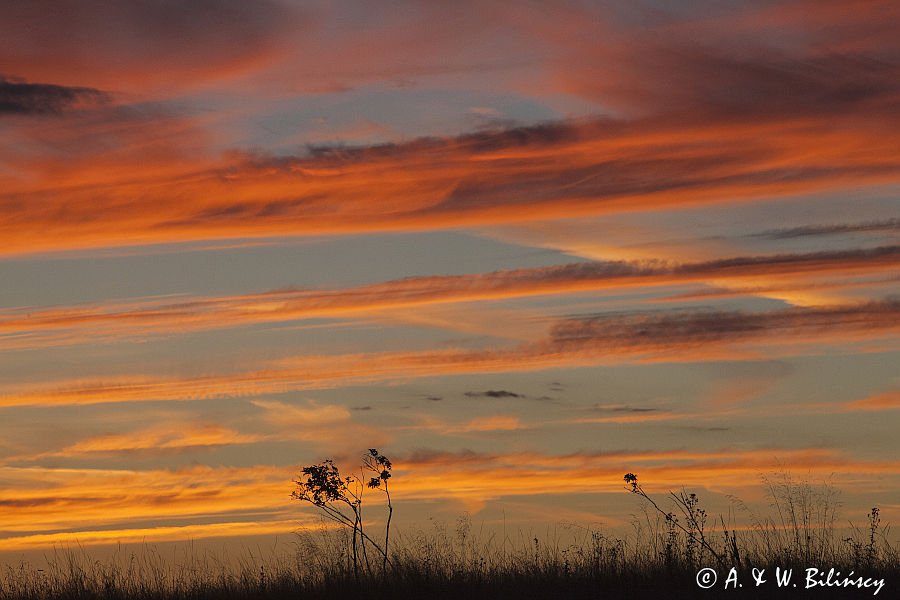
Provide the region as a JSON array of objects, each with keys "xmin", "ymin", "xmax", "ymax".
[
  {"xmin": 0, "ymin": 300, "xmax": 896, "ymax": 409},
  {"xmin": 543, "ymin": 299, "xmax": 900, "ymax": 356},
  {"xmin": 753, "ymin": 218, "xmax": 900, "ymax": 240},
  {"xmin": 25, "ymin": 424, "xmax": 264, "ymax": 459},
  {"xmin": 250, "ymin": 399, "xmax": 390, "ymax": 451},
  {"xmin": 842, "ymin": 389, "xmax": 900, "ymax": 412},
  {"xmin": 2, "ymin": 110, "xmax": 899, "ymax": 256},
  {"xmin": 1, "ymin": 246, "xmax": 895, "ymax": 350},
  {"xmin": 4, "ymin": 399, "xmax": 387, "ymax": 464},
  {"xmin": 411, "ymin": 414, "xmax": 528, "ymax": 435},
  {"xmin": 0, "ymin": 463, "xmax": 290, "ymax": 536},
  {"xmin": 396, "ymin": 446, "xmax": 900, "ymax": 503},
  {"xmin": 2, "ymin": 445, "xmax": 897, "ymax": 550},
  {"xmin": 0, "ymin": 519, "xmax": 305, "ymax": 552},
  {"xmin": 795, "ymin": 388, "xmax": 900, "ymax": 415}
]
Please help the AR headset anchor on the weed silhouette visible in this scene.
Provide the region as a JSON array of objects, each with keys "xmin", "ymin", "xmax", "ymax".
[
  {"xmin": 291, "ymin": 449, "xmax": 393, "ymax": 579},
  {"xmin": 0, "ymin": 468, "xmax": 895, "ymax": 599}
]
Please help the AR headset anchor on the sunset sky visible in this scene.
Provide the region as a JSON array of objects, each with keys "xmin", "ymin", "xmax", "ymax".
[{"xmin": 1, "ymin": 0, "xmax": 898, "ymax": 558}]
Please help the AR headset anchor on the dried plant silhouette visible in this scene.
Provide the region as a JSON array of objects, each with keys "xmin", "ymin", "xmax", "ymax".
[
  {"xmin": 362, "ymin": 449, "xmax": 394, "ymax": 574},
  {"xmin": 291, "ymin": 449, "xmax": 393, "ymax": 579},
  {"xmin": 0, "ymin": 461, "xmax": 896, "ymax": 599},
  {"xmin": 624, "ymin": 472, "xmax": 725, "ymax": 567}
]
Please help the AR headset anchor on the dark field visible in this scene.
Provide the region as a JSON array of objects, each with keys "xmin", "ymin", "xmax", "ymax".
[{"xmin": 2, "ymin": 476, "xmax": 897, "ymax": 600}]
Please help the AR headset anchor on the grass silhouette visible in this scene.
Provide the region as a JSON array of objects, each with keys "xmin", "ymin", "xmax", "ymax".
[{"xmin": 1, "ymin": 469, "xmax": 897, "ymax": 599}]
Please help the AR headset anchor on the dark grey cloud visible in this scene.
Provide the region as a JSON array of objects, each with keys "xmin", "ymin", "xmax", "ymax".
[
  {"xmin": 0, "ymin": 77, "xmax": 108, "ymax": 115},
  {"xmin": 753, "ymin": 219, "xmax": 900, "ymax": 240},
  {"xmin": 0, "ymin": 0, "xmax": 303, "ymax": 89},
  {"xmin": 674, "ymin": 245, "xmax": 900, "ymax": 276},
  {"xmin": 547, "ymin": 299, "xmax": 900, "ymax": 352},
  {"xmin": 592, "ymin": 404, "xmax": 661, "ymax": 413},
  {"xmin": 565, "ymin": 2, "xmax": 900, "ymax": 121},
  {"xmin": 268, "ymin": 119, "xmax": 592, "ymax": 165},
  {"xmin": 657, "ymin": 50, "xmax": 900, "ymax": 118},
  {"xmin": 464, "ymin": 390, "xmax": 523, "ymax": 399},
  {"xmin": 680, "ymin": 426, "xmax": 731, "ymax": 433}
]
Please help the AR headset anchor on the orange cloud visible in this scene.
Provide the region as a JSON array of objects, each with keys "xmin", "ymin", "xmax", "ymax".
[
  {"xmin": 441, "ymin": 415, "xmax": 526, "ymax": 434},
  {"xmin": 393, "ymin": 447, "xmax": 900, "ymax": 503},
  {"xmin": 0, "ymin": 246, "xmax": 895, "ymax": 350},
  {"xmin": 2, "ymin": 446, "xmax": 898, "ymax": 551},
  {"xmin": 571, "ymin": 412, "xmax": 684, "ymax": 425},
  {"xmin": 0, "ymin": 519, "xmax": 305, "ymax": 552},
  {"xmin": 7, "ymin": 401, "xmax": 387, "ymax": 463},
  {"xmin": 0, "ymin": 464, "xmax": 289, "ymax": 536},
  {"xmin": 402, "ymin": 405, "xmax": 703, "ymax": 437},
  {"xmin": 0, "ymin": 300, "xmax": 896, "ymax": 408},
  {"xmin": 251, "ymin": 399, "xmax": 391, "ymax": 451},
  {"xmin": 654, "ymin": 276, "xmax": 899, "ymax": 305},
  {"xmin": 2, "ymin": 109, "xmax": 899, "ymax": 257},
  {"xmin": 1, "ymin": 1, "xmax": 898, "ymax": 257},
  {"xmin": 843, "ymin": 390, "xmax": 900, "ymax": 412},
  {"xmin": 30, "ymin": 424, "xmax": 264, "ymax": 459}
]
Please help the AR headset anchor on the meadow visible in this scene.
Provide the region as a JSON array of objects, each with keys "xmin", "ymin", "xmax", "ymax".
[{"xmin": 1, "ymin": 467, "xmax": 897, "ymax": 600}]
